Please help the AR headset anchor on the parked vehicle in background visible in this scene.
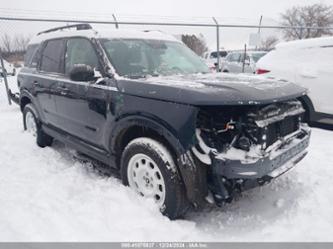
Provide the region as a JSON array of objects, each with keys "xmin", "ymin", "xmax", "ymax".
[
  {"xmin": 222, "ymin": 51, "xmax": 267, "ymax": 74},
  {"xmin": 203, "ymin": 50, "xmax": 228, "ymax": 71},
  {"xmin": 0, "ymin": 59, "xmax": 16, "ymax": 76},
  {"xmin": 256, "ymin": 37, "xmax": 333, "ymax": 128},
  {"xmin": 18, "ymin": 24, "xmax": 310, "ymax": 219}
]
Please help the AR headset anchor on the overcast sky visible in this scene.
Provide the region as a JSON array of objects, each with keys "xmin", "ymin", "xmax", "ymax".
[
  {"xmin": 2, "ymin": 0, "xmax": 330, "ymax": 19},
  {"xmin": 1, "ymin": 0, "xmax": 331, "ymax": 49}
]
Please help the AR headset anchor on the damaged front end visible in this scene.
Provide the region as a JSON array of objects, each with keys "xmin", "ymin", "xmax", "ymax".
[{"xmin": 192, "ymin": 100, "xmax": 311, "ymax": 204}]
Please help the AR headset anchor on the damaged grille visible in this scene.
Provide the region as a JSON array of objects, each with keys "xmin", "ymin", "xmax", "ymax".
[
  {"xmin": 265, "ymin": 116, "xmax": 299, "ymax": 148},
  {"xmin": 196, "ymin": 100, "xmax": 304, "ymax": 153}
]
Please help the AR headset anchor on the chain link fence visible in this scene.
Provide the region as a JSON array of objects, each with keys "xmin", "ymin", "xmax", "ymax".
[
  {"xmin": 1, "ymin": 12, "xmax": 333, "ymax": 63},
  {"xmin": 1, "ymin": 12, "xmax": 333, "ymax": 104}
]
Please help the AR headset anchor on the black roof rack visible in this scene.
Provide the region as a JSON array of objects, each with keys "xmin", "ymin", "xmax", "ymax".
[{"xmin": 37, "ymin": 23, "xmax": 92, "ymax": 36}]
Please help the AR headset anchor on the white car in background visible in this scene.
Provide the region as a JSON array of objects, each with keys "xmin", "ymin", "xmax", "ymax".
[
  {"xmin": 203, "ymin": 50, "xmax": 228, "ymax": 71},
  {"xmin": 222, "ymin": 51, "xmax": 267, "ymax": 74},
  {"xmin": 256, "ymin": 37, "xmax": 333, "ymax": 128},
  {"xmin": 0, "ymin": 59, "xmax": 16, "ymax": 76}
]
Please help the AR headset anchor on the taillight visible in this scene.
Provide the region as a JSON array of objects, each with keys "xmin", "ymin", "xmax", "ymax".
[{"xmin": 256, "ymin": 68, "xmax": 270, "ymax": 74}]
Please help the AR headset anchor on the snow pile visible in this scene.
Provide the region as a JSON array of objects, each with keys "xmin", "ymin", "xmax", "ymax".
[{"xmin": 1, "ymin": 76, "xmax": 333, "ymax": 241}]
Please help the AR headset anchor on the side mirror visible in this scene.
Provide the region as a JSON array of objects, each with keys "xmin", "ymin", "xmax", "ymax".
[{"xmin": 69, "ymin": 64, "xmax": 95, "ymax": 82}]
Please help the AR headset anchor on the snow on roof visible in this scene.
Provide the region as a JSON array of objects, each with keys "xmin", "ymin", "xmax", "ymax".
[
  {"xmin": 29, "ymin": 29, "xmax": 97, "ymax": 44},
  {"xmin": 276, "ymin": 36, "xmax": 333, "ymax": 50},
  {"xmin": 29, "ymin": 26, "xmax": 180, "ymax": 45},
  {"xmin": 97, "ymin": 29, "xmax": 180, "ymax": 42}
]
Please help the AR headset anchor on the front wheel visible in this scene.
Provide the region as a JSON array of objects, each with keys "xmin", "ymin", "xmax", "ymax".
[
  {"xmin": 121, "ymin": 138, "xmax": 189, "ymax": 219},
  {"xmin": 23, "ymin": 104, "xmax": 53, "ymax": 147}
]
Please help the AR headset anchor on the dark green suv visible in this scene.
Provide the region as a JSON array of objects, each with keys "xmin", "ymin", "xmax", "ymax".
[{"xmin": 18, "ymin": 24, "xmax": 311, "ymax": 219}]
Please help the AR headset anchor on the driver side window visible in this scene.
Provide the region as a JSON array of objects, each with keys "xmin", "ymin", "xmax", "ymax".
[{"xmin": 65, "ymin": 38, "xmax": 99, "ymax": 75}]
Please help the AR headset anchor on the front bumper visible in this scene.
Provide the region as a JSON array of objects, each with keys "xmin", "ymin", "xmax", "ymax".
[
  {"xmin": 194, "ymin": 124, "xmax": 311, "ymax": 201},
  {"xmin": 212, "ymin": 125, "xmax": 311, "ymax": 180}
]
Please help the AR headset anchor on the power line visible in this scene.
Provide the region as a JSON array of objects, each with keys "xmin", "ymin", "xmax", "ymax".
[{"xmin": 0, "ymin": 16, "xmax": 332, "ymax": 30}]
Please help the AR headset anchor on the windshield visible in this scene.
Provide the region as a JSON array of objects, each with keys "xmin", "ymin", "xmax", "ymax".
[
  {"xmin": 100, "ymin": 39, "xmax": 209, "ymax": 78},
  {"xmin": 251, "ymin": 52, "xmax": 267, "ymax": 62}
]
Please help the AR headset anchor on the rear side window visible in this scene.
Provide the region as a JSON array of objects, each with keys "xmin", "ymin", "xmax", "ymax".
[
  {"xmin": 40, "ymin": 39, "xmax": 66, "ymax": 73},
  {"xmin": 228, "ymin": 53, "xmax": 241, "ymax": 62},
  {"xmin": 30, "ymin": 46, "xmax": 42, "ymax": 68},
  {"xmin": 24, "ymin": 44, "xmax": 38, "ymax": 67}
]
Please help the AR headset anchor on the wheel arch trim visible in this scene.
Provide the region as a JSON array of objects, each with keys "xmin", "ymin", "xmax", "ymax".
[
  {"xmin": 110, "ymin": 114, "xmax": 204, "ymax": 206},
  {"xmin": 298, "ymin": 95, "xmax": 315, "ymax": 122}
]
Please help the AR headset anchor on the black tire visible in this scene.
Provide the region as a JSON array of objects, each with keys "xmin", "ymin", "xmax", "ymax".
[
  {"xmin": 23, "ymin": 104, "xmax": 53, "ymax": 148},
  {"xmin": 121, "ymin": 137, "xmax": 189, "ymax": 219}
]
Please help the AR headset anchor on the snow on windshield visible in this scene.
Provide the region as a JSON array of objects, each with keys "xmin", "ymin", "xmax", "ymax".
[{"xmin": 101, "ymin": 39, "xmax": 209, "ymax": 78}]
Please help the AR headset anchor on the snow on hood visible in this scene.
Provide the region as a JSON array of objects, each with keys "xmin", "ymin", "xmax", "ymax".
[
  {"xmin": 142, "ymin": 73, "xmax": 292, "ymax": 90},
  {"xmin": 117, "ymin": 73, "xmax": 308, "ymax": 106},
  {"xmin": 140, "ymin": 73, "xmax": 303, "ymax": 95}
]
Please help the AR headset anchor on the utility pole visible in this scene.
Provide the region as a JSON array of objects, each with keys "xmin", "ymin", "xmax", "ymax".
[
  {"xmin": 212, "ymin": 17, "xmax": 220, "ymax": 72},
  {"xmin": 258, "ymin": 15, "xmax": 263, "ymax": 34},
  {"xmin": 0, "ymin": 49, "xmax": 12, "ymax": 105},
  {"xmin": 242, "ymin": 44, "xmax": 247, "ymax": 73},
  {"xmin": 255, "ymin": 15, "xmax": 263, "ymax": 50},
  {"xmin": 112, "ymin": 14, "xmax": 119, "ymax": 29}
]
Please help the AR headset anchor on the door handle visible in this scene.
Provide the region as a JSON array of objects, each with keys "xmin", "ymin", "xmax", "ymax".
[{"xmin": 33, "ymin": 80, "xmax": 40, "ymax": 87}]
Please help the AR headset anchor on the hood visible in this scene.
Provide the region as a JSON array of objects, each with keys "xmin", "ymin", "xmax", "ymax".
[{"xmin": 116, "ymin": 73, "xmax": 307, "ymax": 106}]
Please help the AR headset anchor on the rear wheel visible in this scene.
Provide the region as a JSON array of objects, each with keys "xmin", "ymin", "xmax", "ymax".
[
  {"xmin": 23, "ymin": 104, "xmax": 53, "ymax": 147},
  {"xmin": 121, "ymin": 137, "xmax": 189, "ymax": 219}
]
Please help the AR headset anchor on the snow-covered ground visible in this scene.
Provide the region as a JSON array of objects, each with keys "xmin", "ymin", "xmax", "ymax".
[{"xmin": 0, "ymin": 76, "xmax": 333, "ymax": 242}]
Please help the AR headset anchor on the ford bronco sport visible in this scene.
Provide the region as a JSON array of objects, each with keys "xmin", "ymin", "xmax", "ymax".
[{"xmin": 19, "ymin": 24, "xmax": 311, "ymax": 219}]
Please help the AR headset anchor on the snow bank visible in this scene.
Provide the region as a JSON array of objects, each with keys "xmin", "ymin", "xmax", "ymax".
[{"xmin": 1, "ymin": 77, "xmax": 333, "ymax": 241}]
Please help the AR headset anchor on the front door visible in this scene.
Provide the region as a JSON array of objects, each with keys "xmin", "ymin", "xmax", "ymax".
[{"xmin": 54, "ymin": 37, "xmax": 110, "ymax": 149}]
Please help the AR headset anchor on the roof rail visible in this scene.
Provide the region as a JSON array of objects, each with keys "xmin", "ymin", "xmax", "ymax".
[{"xmin": 37, "ymin": 23, "xmax": 92, "ymax": 36}]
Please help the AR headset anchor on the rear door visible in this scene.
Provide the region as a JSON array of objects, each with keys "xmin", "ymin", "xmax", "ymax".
[
  {"xmin": 35, "ymin": 39, "xmax": 66, "ymax": 126},
  {"xmin": 54, "ymin": 37, "xmax": 109, "ymax": 148}
]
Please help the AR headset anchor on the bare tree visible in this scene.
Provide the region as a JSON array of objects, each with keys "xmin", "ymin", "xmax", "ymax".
[
  {"xmin": 13, "ymin": 34, "xmax": 31, "ymax": 52},
  {"xmin": 259, "ymin": 36, "xmax": 279, "ymax": 51},
  {"xmin": 1, "ymin": 33, "xmax": 12, "ymax": 53},
  {"xmin": 181, "ymin": 34, "xmax": 208, "ymax": 56},
  {"xmin": 1, "ymin": 33, "xmax": 32, "ymax": 53},
  {"xmin": 280, "ymin": 3, "xmax": 333, "ymax": 40}
]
